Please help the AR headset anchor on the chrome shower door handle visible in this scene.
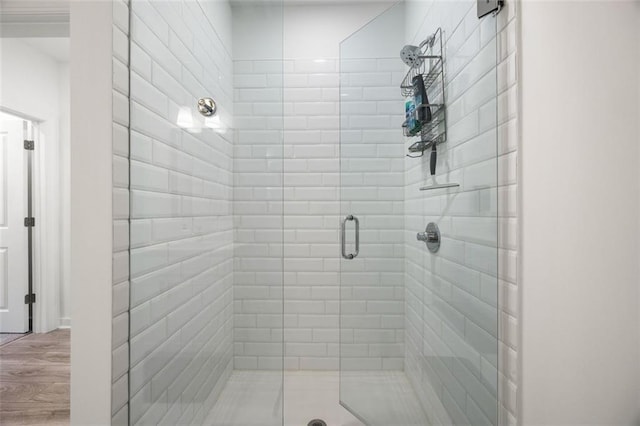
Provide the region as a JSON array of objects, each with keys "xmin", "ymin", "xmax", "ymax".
[
  {"xmin": 341, "ymin": 215, "xmax": 359, "ymax": 260},
  {"xmin": 341, "ymin": 215, "xmax": 351, "ymax": 259},
  {"xmin": 352, "ymin": 215, "xmax": 359, "ymax": 258}
]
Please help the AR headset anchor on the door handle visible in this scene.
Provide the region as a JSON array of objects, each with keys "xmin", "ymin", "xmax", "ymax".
[{"xmin": 341, "ymin": 215, "xmax": 359, "ymax": 260}]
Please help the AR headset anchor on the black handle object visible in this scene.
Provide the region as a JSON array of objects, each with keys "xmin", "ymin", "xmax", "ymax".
[
  {"xmin": 412, "ymin": 75, "xmax": 432, "ymax": 123},
  {"xmin": 430, "ymin": 144, "xmax": 437, "ymax": 176},
  {"xmin": 424, "ymin": 92, "xmax": 432, "ymax": 123}
]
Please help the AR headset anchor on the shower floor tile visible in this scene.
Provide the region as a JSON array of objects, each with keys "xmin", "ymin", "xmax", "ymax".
[
  {"xmin": 204, "ymin": 371, "xmax": 284, "ymax": 426},
  {"xmin": 284, "ymin": 371, "xmax": 363, "ymax": 426},
  {"xmin": 204, "ymin": 370, "xmax": 429, "ymax": 426}
]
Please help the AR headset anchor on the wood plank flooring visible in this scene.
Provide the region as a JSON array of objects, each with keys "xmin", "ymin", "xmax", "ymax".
[
  {"xmin": 0, "ymin": 329, "xmax": 70, "ymax": 425},
  {"xmin": 0, "ymin": 334, "xmax": 27, "ymax": 346}
]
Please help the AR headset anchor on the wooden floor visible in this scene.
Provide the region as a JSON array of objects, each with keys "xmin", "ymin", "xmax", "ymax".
[
  {"xmin": 0, "ymin": 329, "xmax": 70, "ymax": 425},
  {"xmin": 0, "ymin": 334, "xmax": 27, "ymax": 346}
]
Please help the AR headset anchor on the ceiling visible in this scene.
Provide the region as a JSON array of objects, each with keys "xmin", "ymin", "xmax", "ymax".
[
  {"xmin": 0, "ymin": 0, "xmax": 69, "ymax": 19},
  {"xmin": 0, "ymin": 0, "xmax": 69, "ymax": 37}
]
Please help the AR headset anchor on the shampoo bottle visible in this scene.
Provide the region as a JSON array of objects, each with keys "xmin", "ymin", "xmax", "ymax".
[{"xmin": 405, "ymin": 99, "xmax": 421, "ymax": 136}]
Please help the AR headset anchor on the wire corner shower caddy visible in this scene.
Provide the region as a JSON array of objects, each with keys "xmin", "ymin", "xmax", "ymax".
[
  {"xmin": 401, "ymin": 27, "xmax": 460, "ymax": 191},
  {"xmin": 400, "ymin": 27, "xmax": 447, "ymax": 158}
]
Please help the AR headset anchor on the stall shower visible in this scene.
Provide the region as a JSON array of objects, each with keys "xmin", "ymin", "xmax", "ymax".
[{"xmin": 120, "ymin": 0, "xmax": 507, "ymax": 424}]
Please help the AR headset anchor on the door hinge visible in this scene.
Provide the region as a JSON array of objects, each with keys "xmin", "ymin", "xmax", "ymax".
[
  {"xmin": 24, "ymin": 294, "xmax": 36, "ymax": 304},
  {"xmin": 24, "ymin": 140, "xmax": 34, "ymax": 150},
  {"xmin": 24, "ymin": 217, "xmax": 35, "ymax": 227}
]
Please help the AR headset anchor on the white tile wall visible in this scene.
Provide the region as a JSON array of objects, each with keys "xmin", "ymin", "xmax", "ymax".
[
  {"xmin": 233, "ymin": 56, "xmax": 406, "ymax": 371},
  {"xmin": 119, "ymin": 0, "xmax": 236, "ymax": 424},
  {"xmin": 339, "ymin": 57, "xmax": 407, "ymax": 374},
  {"xmin": 403, "ymin": 1, "xmax": 519, "ymax": 426},
  {"xmin": 112, "ymin": 1, "xmax": 130, "ymax": 424},
  {"xmin": 117, "ymin": 2, "xmax": 520, "ymax": 424},
  {"xmin": 496, "ymin": 3, "xmax": 519, "ymax": 423}
]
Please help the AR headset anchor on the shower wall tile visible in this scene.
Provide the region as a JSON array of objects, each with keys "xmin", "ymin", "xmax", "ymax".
[
  {"xmin": 233, "ymin": 57, "xmax": 405, "ymax": 371},
  {"xmin": 111, "ymin": 1, "xmax": 130, "ymax": 423},
  {"xmin": 116, "ymin": 0, "xmax": 235, "ymax": 424},
  {"xmin": 403, "ymin": 1, "xmax": 519, "ymax": 425},
  {"xmin": 109, "ymin": 3, "xmax": 521, "ymax": 424}
]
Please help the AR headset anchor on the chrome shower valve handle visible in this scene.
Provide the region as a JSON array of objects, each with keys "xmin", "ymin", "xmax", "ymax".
[
  {"xmin": 198, "ymin": 97, "xmax": 217, "ymax": 117},
  {"xmin": 416, "ymin": 231, "xmax": 438, "ymax": 243},
  {"xmin": 417, "ymin": 222, "xmax": 441, "ymax": 253}
]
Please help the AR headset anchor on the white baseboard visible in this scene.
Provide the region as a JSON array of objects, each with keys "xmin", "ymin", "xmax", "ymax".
[{"xmin": 59, "ymin": 317, "xmax": 71, "ymax": 328}]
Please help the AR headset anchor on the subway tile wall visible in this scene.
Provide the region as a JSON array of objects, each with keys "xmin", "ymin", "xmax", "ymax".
[
  {"xmin": 112, "ymin": 0, "xmax": 130, "ymax": 424},
  {"xmin": 496, "ymin": 2, "xmax": 519, "ymax": 423},
  {"xmin": 403, "ymin": 1, "xmax": 518, "ymax": 425},
  {"xmin": 114, "ymin": 1, "xmax": 521, "ymax": 423},
  {"xmin": 233, "ymin": 57, "xmax": 407, "ymax": 370},
  {"xmin": 120, "ymin": 1, "xmax": 236, "ymax": 424},
  {"xmin": 232, "ymin": 58, "xmax": 285, "ymax": 371},
  {"xmin": 233, "ymin": 58, "xmax": 340, "ymax": 370},
  {"xmin": 338, "ymin": 57, "xmax": 407, "ymax": 372}
]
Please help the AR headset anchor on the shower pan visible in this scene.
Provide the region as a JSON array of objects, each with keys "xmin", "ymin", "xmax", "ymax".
[{"xmin": 126, "ymin": 0, "xmax": 500, "ymax": 425}]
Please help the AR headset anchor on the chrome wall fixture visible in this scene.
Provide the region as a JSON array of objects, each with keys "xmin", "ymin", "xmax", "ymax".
[
  {"xmin": 197, "ymin": 97, "xmax": 217, "ymax": 117},
  {"xmin": 416, "ymin": 222, "xmax": 441, "ymax": 253}
]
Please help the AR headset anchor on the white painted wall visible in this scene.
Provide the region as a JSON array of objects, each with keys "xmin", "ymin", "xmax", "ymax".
[
  {"xmin": 0, "ymin": 38, "xmax": 62, "ymax": 123},
  {"xmin": 520, "ymin": 1, "xmax": 640, "ymax": 424},
  {"xmin": 69, "ymin": 2, "xmax": 113, "ymax": 424},
  {"xmin": 0, "ymin": 37, "xmax": 70, "ymax": 331}
]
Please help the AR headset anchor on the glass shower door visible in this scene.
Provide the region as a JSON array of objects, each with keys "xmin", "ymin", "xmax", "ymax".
[
  {"xmin": 339, "ymin": 3, "xmax": 420, "ymax": 425},
  {"xmin": 339, "ymin": 2, "xmax": 500, "ymax": 425}
]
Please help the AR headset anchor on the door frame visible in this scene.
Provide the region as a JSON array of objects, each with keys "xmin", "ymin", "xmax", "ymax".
[
  {"xmin": 24, "ymin": 118, "xmax": 34, "ymax": 332},
  {"xmin": 0, "ymin": 114, "xmax": 30, "ymax": 332}
]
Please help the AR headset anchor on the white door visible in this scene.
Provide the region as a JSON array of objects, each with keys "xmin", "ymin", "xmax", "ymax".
[{"xmin": 0, "ymin": 118, "xmax": 29, "ymax": 332}]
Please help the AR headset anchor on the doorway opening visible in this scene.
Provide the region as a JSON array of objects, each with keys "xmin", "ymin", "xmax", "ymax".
[
  {"xmin": 0, "ymin": 34, "xmax": 71, "ymax": 334},
  {"xmin": 0, "ymin": 7, "xmax": 71, "ymax": 422},
  {"xmin": 0, "ymin": 112, "xmax": 34, "ymax": 336}
]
